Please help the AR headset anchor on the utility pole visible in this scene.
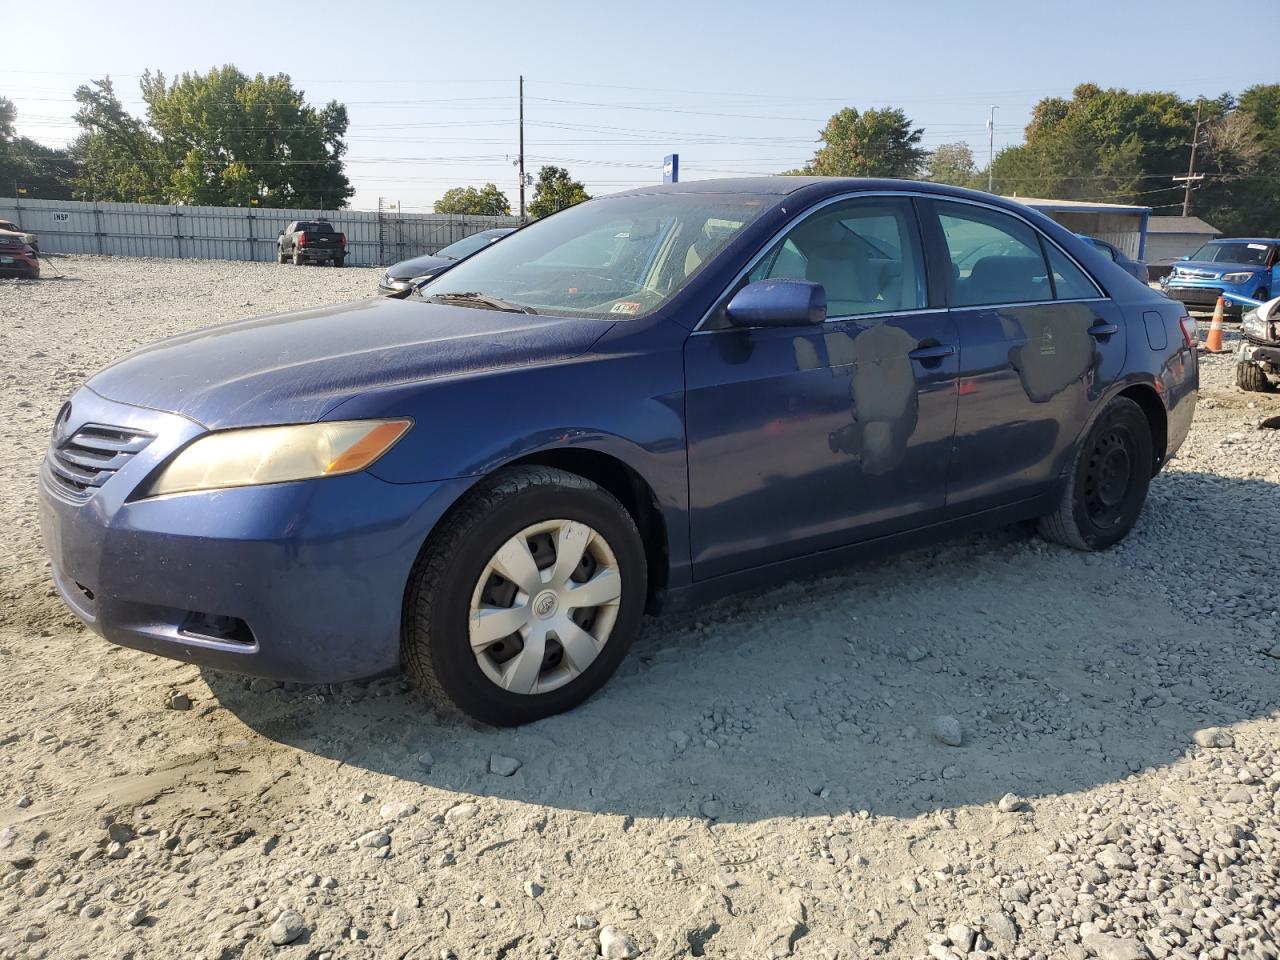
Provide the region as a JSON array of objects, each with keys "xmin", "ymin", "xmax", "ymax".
[
  {"xmin": 1177, "ymin": 101, "xmax": 1205, "ymax": 217},
  {"xmin": 518, "ymin": 75, "xmax": 526, "ymax": 223},
  {"xmin": 987, "ymin": 105, "xmax": 997, "ymax": 193}
]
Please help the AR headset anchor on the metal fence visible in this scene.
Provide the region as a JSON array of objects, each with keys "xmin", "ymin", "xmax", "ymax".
[{"xmin": 0, "ymin": 196, "xmax": 521, "ymax": 267}]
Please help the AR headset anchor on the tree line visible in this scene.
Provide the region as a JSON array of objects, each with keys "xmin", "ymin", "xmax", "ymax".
[{"xmin": 4, "ymin": 72, "xmax": 1280, "ymax": 234}]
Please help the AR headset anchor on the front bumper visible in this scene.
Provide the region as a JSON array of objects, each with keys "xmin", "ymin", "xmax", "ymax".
[
  {"xmin": 1238, "ymin": 339, "xmax": 1280, "ymax": 369},
  {"xmin": 0, "ymin": 252, "xmax": 38, "ymax": 276},
  {"xmin": 38, "ymin": 388, "xmax": 471, "ymax": 683}
]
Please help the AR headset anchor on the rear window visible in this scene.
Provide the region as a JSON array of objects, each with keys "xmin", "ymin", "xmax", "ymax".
[{"xmin": 297, "ymin": 222, "xmax": 336, "ymax": 233}]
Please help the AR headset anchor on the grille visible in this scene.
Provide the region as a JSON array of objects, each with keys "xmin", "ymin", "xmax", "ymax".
[{"xmin": 46, "ymin": 423, "xmax": 154, "ymax": 498}]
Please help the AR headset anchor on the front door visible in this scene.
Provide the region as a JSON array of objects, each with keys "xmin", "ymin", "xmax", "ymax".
[{"xmin": 684, "ymin": 196, "xmax": 959, "ymax": 581}]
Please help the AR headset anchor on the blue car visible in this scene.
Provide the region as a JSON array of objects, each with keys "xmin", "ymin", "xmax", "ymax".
[
  {"xmin": 1160, "ymin": 237, "xmax": 1280, "ymax": 315},
  {"xmin": 1078, "ymin": 235, "xmax": 1148, "ymax": 285},
  {"xmin": 38, "ymin": 178, "xmax": 1199, "ymax": 725}
]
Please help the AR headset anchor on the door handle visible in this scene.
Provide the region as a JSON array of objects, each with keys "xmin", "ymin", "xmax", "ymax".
[
  {"xmin": 1088, "ymin": 321, "xmax": 1120, "ymax": 340},
  {"xmin": 908, "ymin": 342, "xmax": 956, "ymax": 364}
]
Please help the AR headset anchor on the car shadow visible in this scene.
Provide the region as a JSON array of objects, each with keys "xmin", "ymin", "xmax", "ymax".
[{"xmin": 206, "ymin": 470, "xmax": 1280, "ymax": 823}]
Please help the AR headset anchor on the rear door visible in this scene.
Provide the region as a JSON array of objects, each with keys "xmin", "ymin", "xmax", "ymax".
[
  {"xmin": 920, "ymin": 198, "xmax": 1126, "ymax": 511},
  {"xmin": 684, "ymin": 195, "xmax": 959, "ymax": 580}
]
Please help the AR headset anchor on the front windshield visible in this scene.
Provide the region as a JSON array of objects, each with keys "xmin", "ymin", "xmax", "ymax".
[
  {"xmin": 437, "ymin": 231, "xmax": 503, "ymax": 261},
  {"xmin": 420, "ymin": 193, "xmax": 769, "ymax": 319},
  {"xmin": 1191, "ymin": 241, "xmax": 1273, "ymax": 265}
]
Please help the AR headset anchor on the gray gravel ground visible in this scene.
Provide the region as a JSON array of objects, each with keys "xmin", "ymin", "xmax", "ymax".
[{"xmin": 0, "ymin": 256, "xmax": 1278, "ymax": 960}]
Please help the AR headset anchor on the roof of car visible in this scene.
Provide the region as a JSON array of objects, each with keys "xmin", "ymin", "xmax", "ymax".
[{"xmin": 1208, "ymin": 237, "xmax": 1280, "ymax": 244}]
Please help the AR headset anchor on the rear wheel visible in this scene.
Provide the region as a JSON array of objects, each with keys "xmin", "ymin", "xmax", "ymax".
[
  {"xmin": 1039, "ymin": 397, "xmax": 1153, "ymax": 551},
  {"xmin": 277, "ymin": 249, "xmax": 287, "ymax": 264},
  {"xmin": 1237, "ymin": 361, "xmax": 1275, "ymax": 393},
  {"xmin": 403, "ymin": 466, "xmax": 646, "ymax": 725},
  {"xmin": 333, "ymin": 256, "xmax": 345, "ymax": 268},
  {"xmin": 292, "ymin": 249, "xmax": 303, "ymax": 266}
]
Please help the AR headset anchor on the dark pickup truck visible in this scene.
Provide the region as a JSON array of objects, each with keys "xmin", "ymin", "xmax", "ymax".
[{"xmin": 277, "ymin": 220, "xmax": 347, "ymax": 267}]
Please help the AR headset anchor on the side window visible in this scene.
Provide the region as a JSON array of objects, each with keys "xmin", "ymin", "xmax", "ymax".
[
  {"xmin": 936, "ymin": 202, "xmax": 1051, "ymax": 307},
  {"xmin": 750, "ymin": 198, "xmax": 926, "ymax": 317},
  {"xmin": 1046, "ymin": 244, "xmax": 1101, "ymax": 299}
]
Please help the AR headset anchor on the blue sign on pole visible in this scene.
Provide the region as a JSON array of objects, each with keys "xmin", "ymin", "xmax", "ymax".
[{"xmin": 662, "ymin": 154, "xmax": 679, "ymax": 184}]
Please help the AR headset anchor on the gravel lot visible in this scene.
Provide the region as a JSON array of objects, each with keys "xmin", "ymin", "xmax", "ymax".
[{"xmin": 1, "ymin": 256, "xmax": 1278, "ymax": 960}]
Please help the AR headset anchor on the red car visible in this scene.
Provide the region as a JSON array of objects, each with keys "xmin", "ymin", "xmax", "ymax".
[{"xmin": 0, "ymin": 229, "xmax": 39, "ymax": 279}]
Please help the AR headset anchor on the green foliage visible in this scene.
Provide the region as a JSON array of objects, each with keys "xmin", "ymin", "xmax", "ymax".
[
  {"xmin": 788, "ymin": 107, "xmax": 926, "ymax": 179},
  {"xmin": 528, "ymin": 166, "xmax": 590, "ymax": 219},
  {"xmin": 1, "ymin": 96, "xmax": 78, "ymax": 200},
  {"xmin": 69, "ymin": 67, "xmax": 352, "ymax": 207},
  {"xmin": 434, "ymin": 183, "xmax": 512, "ymax": 216},
  {"xmin": 925, "ymin": 142, "xmax": 979, "ymax": 187}
]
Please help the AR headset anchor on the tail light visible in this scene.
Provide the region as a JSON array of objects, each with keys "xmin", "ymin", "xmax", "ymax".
[
  {"xmin": 339, "ymin": 233, "xmax": 347, "ymax": 248},
  {"xmin": 297, "ymin": 231, "xmax": 308, "ymax": 248},
  {"xmin": 1178, "ymin": 315, "xmax": 1197, "ymax": 348}
]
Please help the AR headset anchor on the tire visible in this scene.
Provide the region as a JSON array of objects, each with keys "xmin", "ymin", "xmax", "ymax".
[
  {"xmin": 403, "ymin": 466, "xmax": 647, "ymax": 725},
  {"xmin": 277, "ymin": 250, "xmax": 287, "ymax": 264},
  {"xmin": 333, "ymin": 256, "xmax": 345, "ymax": 268},
  {"xmin": 1237, "ymin": 361, "xmax": 1275, "ymax": 393},
  {"xmin": 292, "ymin": 250, "xmax": 303, "ymax": 266},
  {"xmin": 1038, "ymin": 397, "xmax": 1153, "ymax": 551}
]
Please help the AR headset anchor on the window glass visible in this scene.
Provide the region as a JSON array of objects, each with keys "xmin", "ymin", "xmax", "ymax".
[
  {"xmin": 1046, "ymin": 244, "xmax": 1100, "ymax": 299},
  {"xmin": 937, "ymin": 202, "xmax": 1051, "ymax": 306},
  {"xmin": 749, "ymin": 198, "xmax": 926, "ymax": 317},
  {"xmin": 422, "ymin": 193, "xmax": 767, "ymax": 319}
]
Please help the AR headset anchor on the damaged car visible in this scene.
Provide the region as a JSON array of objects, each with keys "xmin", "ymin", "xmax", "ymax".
[
  {"xmin": 39, "ymin": 178, "xmax": 1198, "ymax": 725},
  {"xmin": 1238, "ymin": 296, "xmax": 1280, "ymax": 392}
]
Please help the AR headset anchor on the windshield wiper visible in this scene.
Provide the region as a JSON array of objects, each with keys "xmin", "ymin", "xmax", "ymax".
[{"xmin": 424, "ymin": 291, "xmax": 538, "ymax": 315}]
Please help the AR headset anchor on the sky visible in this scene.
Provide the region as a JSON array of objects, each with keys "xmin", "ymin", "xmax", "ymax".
[{"xmin": 4, "ymin": 0, "xmax": 1275, "ymax": 213}]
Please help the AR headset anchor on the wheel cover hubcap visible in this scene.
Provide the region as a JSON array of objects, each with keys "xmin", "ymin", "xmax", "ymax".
[
  {"xmin": 1083, "ymin": 427, "xmax": 1134, "ymax": 525},
  {"xmin": 468, "ymin": 519, "xmax": 622, "ymax": 696}
]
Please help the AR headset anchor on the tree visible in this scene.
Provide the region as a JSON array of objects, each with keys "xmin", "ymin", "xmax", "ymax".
[
  {"xmin": 925, "ymin": 142, "xmax": 977, "ymax": 186},
  {"xmin": 788, "ymin": 107, "xmax": 927, "ymax": 179},
  {"xmin": 0, "ymin": 95, "xmax": 78, "ymax": 199},
  {"xmin": 528, "ymin": 166, "xmax": 590, "ymax": 219},
  {"xmin": 434, "ymin": 183, "xmax": 511, "ymax": 216},
  {"xmin": 68, "ymin": 67, "xmax": 353, "ymax": 207}
]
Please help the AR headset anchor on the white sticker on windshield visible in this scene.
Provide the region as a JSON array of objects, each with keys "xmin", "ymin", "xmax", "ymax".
[
  {"xmin": 609, "ymin": 301, "xmax": 640, "ymax": 315},
  {"xmin": 1248, "ymin": 243, "xmax": 1267, "ymax": 250}
]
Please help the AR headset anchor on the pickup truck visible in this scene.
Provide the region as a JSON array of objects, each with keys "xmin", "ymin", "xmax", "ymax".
[{"xmin": 277, "ymin": 220, "xmax": 347, "ymax": 267}]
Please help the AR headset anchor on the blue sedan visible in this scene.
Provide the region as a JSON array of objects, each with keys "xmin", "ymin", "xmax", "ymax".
[{"xmin": 39, "ymin": 178, "xmax": 1199, "ymax": 725}]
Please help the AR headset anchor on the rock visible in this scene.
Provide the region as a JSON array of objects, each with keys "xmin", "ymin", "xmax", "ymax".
[
  {"xmin": 575, "ymin": 915, "xmax": 599, "ymax": 930},
  {"xmin": 1193, "ymin": 728, "xmax": 1234, "ymax": 749},
  {"xmin": 379, "ymin": 801, "xmax": 417, "ymax": 820},
  {"xmin": 1222, "ymin": 785, "xmax": 1252, "ymax": 804},
  {"xmin": 699, "ymin": 799, "xmax": 724, "ymax": 820},
  {"xmin": 905, "ymin": 646, "xmax": 927, "ymax": 662},
  {"xmin": 997, "ymin": 793, "xmax": 1027, "ymax": 813},
  {"xmin": 80, "ymin": 904, "xmax": 103, "ymax": 920},
  {"xmin": 1082, "ymin": 932, "xmax": 1151, "ymax": 960},
  {"xmin": 106, "ymin": 842, "xmax": 129, "ymax": 860},
  {"xmin": 125, "ymin": 907, "xmax": 147, "ymax": 927},
  {"xmin": 321, "ymin": 876, "xmax": 337, "ymax": 890},
  {"xmin": 165, "ymin": 691, "xmax": 192, "ymax": 711},
  {"xmin": 984, "ymin": 911, "xmax": 1018, "ymax": 948},
  {"xmin": 933, "ymin": 715, "xmax": 963, "ymax": 747},
  {"xmin": 107, "ymin": 823, "xmax": 136, "ymax": 843},
  {"xmin": 1098, "ymin": 845, "xmax": 1135, "ymax": 871},
  {"xmin": 16, "ymin": 795, "xmax": 31, "ymax": 809},
  {"xmin": 390, "ymin": 906, "xmax": 412, "ymax": 929},
  {"xmin": 1263, "ymin": 644, "xmax": 1280, "ymax": 660},
  {"xmin": 269, "ymin": 909, "xmax": 307, "ymax": 946},
  {"xmin": 22, "ymin": 926, "xmax": 45, "ymax": 943},
  {"xmin": 946, "ymin": 923, "xmax": 976, "ymax": 952},
  {"xmin": 668, "ymin": 730, "xmax": 690, "ymax": 751},
  {"xmin": 489, "ymin": 755, "xmax": 522, "ymax": 777},
  {"xmin": 355, "ymin": 829, "xmax": 390, "ymax": 849},
  {"xmin": 599, "ymin": 926, "xmax": 641, "ymax": 959},
  {"xmin": 249, "ymin": 678, "xmax": 282, "ymax": 693},
  {"xmin": 445, "ymin": 803, "xmax": 477, "ymax": 824},
  {"xmin": 524, "ymin": 880, "xmax": 544, "ymax": 898},
  {"xmin": 417, "ymin": 751, "xmax": 434, "ymax": 771}
]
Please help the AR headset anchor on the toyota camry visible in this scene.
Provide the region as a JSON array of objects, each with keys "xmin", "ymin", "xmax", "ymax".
[{"xmin": 39, "ymin": 178, "xmax": 1199, "ymax": 725}]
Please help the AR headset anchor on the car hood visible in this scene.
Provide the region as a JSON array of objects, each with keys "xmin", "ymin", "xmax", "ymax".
[
  {"xmin": 87, "ymin": 297, "xmax": 613, "ymax": 429},
  {"xmin": 387, "ymin": 253, "xmax": 453, "ymax": 280},
  {"xmin": 1172, "ymin": 259, "xmax": 1264, "ymax": 276}
]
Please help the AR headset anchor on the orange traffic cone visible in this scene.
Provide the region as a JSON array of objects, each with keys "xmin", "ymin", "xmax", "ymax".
[{"xmin": 1203, "ymin": 297, "xmax": 1226, "ymax": 353}]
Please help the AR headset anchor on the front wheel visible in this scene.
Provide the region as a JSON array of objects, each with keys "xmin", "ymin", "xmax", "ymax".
[
  {"xmin": 1039, "ymin": 397, "xmax": 1153, "ymax": 551},
  {"xmin": 1237, "ymin": 361, "xmax": 1275, "ymax": 393},
  {"xmin": 403, "ymin": 466, "xmax": 647, "ymax": 725}
]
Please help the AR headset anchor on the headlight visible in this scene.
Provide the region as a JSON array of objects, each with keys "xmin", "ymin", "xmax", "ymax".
[
  {"xmin": 1242, "ymin": 309, "xmax": 1267, "ymax": 340},
  {"xmin": 146, "ymin": 419, "xmax": 412, "ymax": 497},
  {"xmin": 1221, "ymin": 272, "xmax": 1253, "ymax": 284}
]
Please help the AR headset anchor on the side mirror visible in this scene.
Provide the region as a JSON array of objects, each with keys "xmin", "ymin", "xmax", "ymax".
[{"xmin": 725, "ymin": 279, "xmax": 826, "ymax": 328}]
